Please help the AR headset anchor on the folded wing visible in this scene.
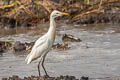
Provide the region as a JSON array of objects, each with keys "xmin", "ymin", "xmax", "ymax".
[{"xmin": 25, "ymin": 35, "xmax": 49, "ymax": 64}]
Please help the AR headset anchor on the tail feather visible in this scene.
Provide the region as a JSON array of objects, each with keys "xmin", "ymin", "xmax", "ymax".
[
  {"xmin": 25, "ymin": 48, "xmax": 37, "ymax": 64},
  {"xmin": 26, "ymin": 57, "xmax": 32, "ymax": 64},
  {"xmin": 25, "ymin": 54, "xmax": 29, "ymax": 62},
  {"xmin": 25, "ymin": 54, "xmax": 32, "ymax": 64}
]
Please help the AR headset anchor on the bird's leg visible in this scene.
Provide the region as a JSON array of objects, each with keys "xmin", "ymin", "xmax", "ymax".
[
  {"xmin": 41, "ymin": 55, "xmax": 49, "ymax": 77},
  {"xmin": 38, "ymin": 61, "xmax": 41, "ymax": 77}
]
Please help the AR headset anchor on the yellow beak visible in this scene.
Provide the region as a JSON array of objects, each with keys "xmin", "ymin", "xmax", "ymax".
[{"xmin": 62, "ymin": 12, "xmax": 70, "ymax": 16}]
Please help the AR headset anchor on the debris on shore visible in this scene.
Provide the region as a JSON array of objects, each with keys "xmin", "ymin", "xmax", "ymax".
[
  {"xmin": 0, "ymin": 33, "xmax": 81, "ymax": 55},
  {"xmin": 62, "ymin": 34, "xmax": 81, "ymax": 44},
  {"xmin": 0, "ymin": 41, "xmax": 12, "ymax": 56},
  {"xmin": 0, "ymin": 0, "xmax": 120, "ymax": 29},
  {"xmin": 52, "ymin": 43, "xmax": 70, "ymax": 50},
  {"xmin": 2, "ymin": 75, "xmax": 87, "ymax": 80}
]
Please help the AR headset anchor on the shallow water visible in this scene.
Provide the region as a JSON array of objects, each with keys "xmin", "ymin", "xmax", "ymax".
[{"xmin": 0, "ymin": 23, "xmax": 120, "ymax": 79}]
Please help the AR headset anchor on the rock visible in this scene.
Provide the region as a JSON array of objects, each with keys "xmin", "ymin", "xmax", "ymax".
[
  {"xmin": 62, "ymin": 34, "xmax": 82, "ymax": 44},
  {"xmin": 13, "ymin": 41, "xmax": 26, "ymax": 52},
  {"xmin": 13, "ymin": 41, "xmax": 34, "ymax": 55},
  {"xmin": 80, "ymin": 76, "xmax": 89, "ymax": 80}
]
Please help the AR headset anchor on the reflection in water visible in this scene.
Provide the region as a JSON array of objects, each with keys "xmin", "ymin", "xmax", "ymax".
[
  {"xmin": 74, "ymin": 23, "xmax": 120, "ymax": 33},
  {"xmin": 0, "ymin": 23, "xmax": 120, "ymax": 36},
  {"xmin": 0, "ymin": 23, "xmax": 49, "ymax": 36}
]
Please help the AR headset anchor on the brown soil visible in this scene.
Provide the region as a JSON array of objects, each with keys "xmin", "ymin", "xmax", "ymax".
[
  {"xmin": 71, "ymin": 2, "xmax": 120, "ymax": 24},
  {"xmin": 0, "ymin": 0, "xmax": 120, "ymax": 28},
  {"xmin": 2, "ymin": 75, "xmax": 82, "ymax": 80}
]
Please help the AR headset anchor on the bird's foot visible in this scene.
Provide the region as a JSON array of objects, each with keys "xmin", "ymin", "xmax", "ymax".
[
  {"xmin": 39, "ymin": 74, "xmax": 41, "ymax": 77},
  {"xmin": 38, "ymin": 74, "xmax": 41, "ymax": 78},
  {"xmin": 44, "ymin": 74, "xmax": 50, "ymax": 78}
]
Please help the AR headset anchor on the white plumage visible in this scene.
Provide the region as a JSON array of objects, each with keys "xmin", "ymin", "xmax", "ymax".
[{"xmin": 25, "ymin": 10, "xmax": 69, "ymax": 76}]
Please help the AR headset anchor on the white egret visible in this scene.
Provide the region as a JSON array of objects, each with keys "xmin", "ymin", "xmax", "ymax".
[{"xmin": 25, "ymin": 10, "xmax": 69, "ymax": 76}]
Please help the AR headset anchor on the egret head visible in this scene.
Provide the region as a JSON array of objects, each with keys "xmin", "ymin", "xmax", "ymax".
[{"xmin": 50, "ymin": 10, "xmax": 69, "ymax": 18}]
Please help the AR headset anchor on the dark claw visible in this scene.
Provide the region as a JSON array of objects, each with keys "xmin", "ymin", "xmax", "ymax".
[{"xmin": 44, "ymin": 75, "xmax": 50, "ymax": 78}]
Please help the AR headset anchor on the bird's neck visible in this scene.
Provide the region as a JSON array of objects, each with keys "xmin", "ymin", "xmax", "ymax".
[
  {"xmin": 50, "ymin": 17, "xmax": 56, "ymax": 29},
  {"xmin": 47, "ymin": 16, "xmax": 56, "ymax": 41}
]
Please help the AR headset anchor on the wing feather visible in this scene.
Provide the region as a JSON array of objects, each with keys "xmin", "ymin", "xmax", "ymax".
[{"xmin": 25, "ymin": 34, "xmax": 49, "ymax": 64}]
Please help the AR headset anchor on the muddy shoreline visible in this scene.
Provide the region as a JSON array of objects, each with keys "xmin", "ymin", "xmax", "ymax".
[
  {"xmin": 3, "ymin": 75, "xmax": 120, "ymax": 80},
  {"xmin": 2, "ymin": 75, "xmax": 85, "ymax": 80}
]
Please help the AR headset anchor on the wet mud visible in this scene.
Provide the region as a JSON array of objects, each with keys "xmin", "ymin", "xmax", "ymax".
[
  {"xmin": 0, "ymin": 23, "xmax": 120, "ymax": 80},
  {"xmin": 0, "ymin": 41, "xmax": 12, "ymax": 56},
  {"xmin": 3, "ymin": 75, "xmax": 120, "ymax": 80},
  {"xmin": 2, "ymin": 75, "xmax": 79, "ymax": 80},
  {"xmin": 0, "ymin": 33, "xmax": 80, "ymax": 55}
]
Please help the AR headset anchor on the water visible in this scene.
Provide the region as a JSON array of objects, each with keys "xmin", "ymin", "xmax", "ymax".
[{"xmin": 0, "ymin": 23, "xmax": 120, "ymax": 79}]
